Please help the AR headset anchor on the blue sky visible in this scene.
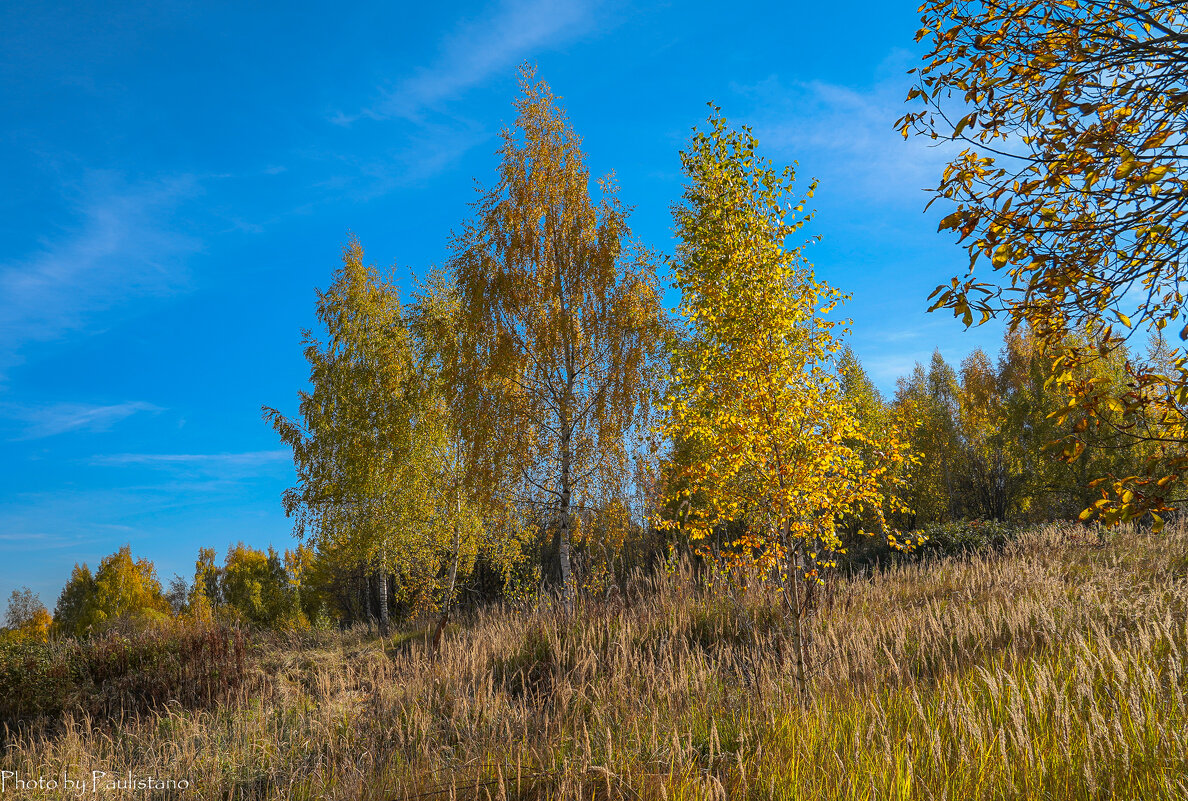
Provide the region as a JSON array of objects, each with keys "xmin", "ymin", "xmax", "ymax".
[{"xmin": 0, "ymin": 0, "xmax": 1007, "ymax": 608}]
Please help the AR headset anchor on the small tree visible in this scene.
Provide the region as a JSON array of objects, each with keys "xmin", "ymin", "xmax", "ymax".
[
  {"xmin": 4, "ymin": 587, "xmax": 50, "ymax": 642},
  {"xmin": 187, "ymin": 547, "xmax": 220, "ymax": 623},
  {"xmin": 265, "ymin": 238, "xmax": 427, "ymax": 634},
  {"xmin": 659, "ymin": 111, "xmax": 915, "ymax": 696},
  {"xmin": 5, "ymin": 587, "xmax": 44, "ymax": 629},
  {"xmin": 53, "ymin": 564, "xmax": 97, "ymax": 637},
  {"xmin": 285, "ymin": 543, "xmax": 331, "ymax": 627},
  {"xmin": 165, "ymin": 575, "xmax": 189, "ymax": 617}
]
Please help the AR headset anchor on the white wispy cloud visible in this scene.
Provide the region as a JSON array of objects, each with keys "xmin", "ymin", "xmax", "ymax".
[
  {"xmin": 94, "ymin": 450, "xmax": 290, "ymax": 470},
  {"xmin": 312, "ymin": 117, "xmax": 491, "ymax": 199},
  {"xmin": 0, "ymin": 171, "xmax": 202, "ymax": 375},
  {"xmin": 4, "ymin": 401, "xmax": 161, "ymax": 440},
  {"xmin": 336, "ymin": 0, "xmax": 601, "ymax": 126}
]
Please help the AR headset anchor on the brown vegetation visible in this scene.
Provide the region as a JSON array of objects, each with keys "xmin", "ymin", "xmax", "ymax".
[{"xmin": 3, "ymin": 522, "xmax": 1186, "ymax": 799}]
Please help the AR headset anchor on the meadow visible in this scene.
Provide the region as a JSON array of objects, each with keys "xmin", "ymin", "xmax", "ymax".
[{"xmin": 3, "ymin": 521, "xmax": 1186, "ymax": 800}]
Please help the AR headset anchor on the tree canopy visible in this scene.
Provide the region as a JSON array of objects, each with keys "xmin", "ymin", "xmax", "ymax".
[
  {"xmin": 658, "ymin": 111, "xmax": 916, "ymax": 687},
  {"xmin": 52, "ymin": 546, "xmax": 169, "ymax": 637},
  {"xmin": 900, "ymin": 0, "xmax": 1188, "ymax": 526},
  {"xmin": 448, "ymin": 67, "xmax": 664, "ymax": 610}
]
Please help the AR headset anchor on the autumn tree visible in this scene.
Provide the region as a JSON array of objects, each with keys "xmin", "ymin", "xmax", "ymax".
[
  {"xmin": 836, "ymin": 348, "xmax": 919, "ymax": 534},
  {"xmin": 268, "ymin": 240, "xmax": 518, "ymax": 633},
  {"xmin": 284, "ymin": 543, "xmax": 331, "ymax": 626},
  {"xmin": 838, "ymin": 347, "xmax": 885, "ymax": 430},
  {"xmin": 5, "ymin": 587, "xmax": 44, "ymax": 629},
  {"xmin": 164, "ymin": 575, "xmax": 189, "ymax": 617},
  {"xmin": 956, "ymin": 348, "xmax": 1021, "ymax": 520},
  {"xmin": 3, "ymin": 587, "xmax": 50, "ymax": 642},
  {"xmin": 52, "ymin": 546, "xmax": 169, "ymax": 637},
  {"xmin": 409, "ymin": 269, "xmax": 524, "ymax": 645},
  {"xmin": 893, "ymin": 352, "xmax": 964, "ymax": 524},
  {"xmin": 449, "ymin": 68, "xmax": 664, "ymax": 611},
  {"xmin": 890, "ymin": 330, "xmax": 1149, "ymax": 524},
  {"xmin": 659, "ymin": 111, "xmax": 914, "ymax": 694},
  {"xmin": 52, "ymin": 564, "xmax": 97, "ymax": 637},
  {"xmin": 220, "ymin": 543, "xmax": 303, "ymax": 629},
  {"xmin": 187, "ymin": 547, "xmax": 220, "ymax": 623},
  {"xmin": 900, "ymin": 0, "xmax": 1188, "ymax": 526},
  {"xmin": 265, "ymin": 238, "xmax": 428, "ymax": 633}
]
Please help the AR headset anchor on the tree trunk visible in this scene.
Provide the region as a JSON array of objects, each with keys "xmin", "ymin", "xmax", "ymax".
[
  {"xmin": 555, "ymin": 272, "xmax": 577, "ymax": 617},
  {"xmin": 789, "ymin": 551, "xmax": 809, "ymax": 701},
  {"xmin": 363, "ymin": 572, "xmax": 375, "ymax": 633},
  {"xmin": 558, "ymin": 434, "xmax": 574, "ymax": 615},
  {"xmin": 376, "ymin": 569, "xmax": 390, "ymax": 636},
  {"xmin": 432, "ymin": 514, "xmax": 462, "ymax": 654},
  {"xmin": 783, "ymin": 521, "xmax": 811, "ymax": 703}
]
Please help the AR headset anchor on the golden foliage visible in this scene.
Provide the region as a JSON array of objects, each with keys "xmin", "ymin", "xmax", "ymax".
[
  {"xmin": 659, "ymin": 110, "xmax": 915, "ymax": 574},
  {"xmin": 900, "ymin": 0, "xmax": 1188, "ymax": 526},
  {"xmin": 449, "ymin": 66, "xmax": 664, "ymax": 606},
  {"xmin": 51, "ymin": 546, "xmax": 169, "ymax": 637}
]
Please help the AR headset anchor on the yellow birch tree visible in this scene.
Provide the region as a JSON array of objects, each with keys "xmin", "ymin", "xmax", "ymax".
[
  {"xmin": 264, "ymin": 238, "xmax": 431, "ymax": 633},
  {"xmin": 659, "ymin": 110, "xmax": 915, "ymax": 694},
  {"xmin": 410, "ymin": 269, "xmax": 525, "ymax": 647}
]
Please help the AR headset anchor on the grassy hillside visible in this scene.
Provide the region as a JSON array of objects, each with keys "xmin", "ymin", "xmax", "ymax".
[{"xmin": 4, "ymin": 522, "xmax": 1187, "ymax": 799}]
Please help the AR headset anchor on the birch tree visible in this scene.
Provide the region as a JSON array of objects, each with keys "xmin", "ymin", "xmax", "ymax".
[
  {"xmin": 659, "ymin": 111, "xmax": 915, "ymax": 696},
  {"xmin": 449, "ymin": 68, "xmax": 663, "ymax": 611},
  {"xmin": 264, "ymin": 238, "xmax": 428, "ymax": 633},
  {"xmin": 409, "ymin": 270, "xmax": 523, "ymax": 646}
]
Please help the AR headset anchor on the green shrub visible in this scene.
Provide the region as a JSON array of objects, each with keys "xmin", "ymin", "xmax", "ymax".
[
  {"xmin": 842, "ymin": 519, "xmax": 1026, "ymax": 571},
  {"xmin": 915, "ymin": 519, "xmax": 1023, "ymax": 556}
]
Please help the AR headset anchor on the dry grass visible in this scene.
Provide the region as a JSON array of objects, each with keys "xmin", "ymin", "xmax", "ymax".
[{"xmin": 4, "ymin": 522, "xmax": 1188, "ymax": 799}]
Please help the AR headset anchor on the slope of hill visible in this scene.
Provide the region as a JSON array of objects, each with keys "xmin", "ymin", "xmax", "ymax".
[{"xmin": 4, "ymin": 522, "xmax": 1186, "ymax": 799}]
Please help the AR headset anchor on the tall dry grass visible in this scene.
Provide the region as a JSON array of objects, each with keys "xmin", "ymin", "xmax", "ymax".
[{"xmin": 3, "ymin": 522, "xmax": 1187, "ymax": 799}]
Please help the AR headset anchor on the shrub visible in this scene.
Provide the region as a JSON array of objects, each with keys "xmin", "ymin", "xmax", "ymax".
[
  {"xmin": 0, "ymin": 622, "xmax": 249, "ymax": 724},
  {"xmin": 915, "ymin": 519, "xmax": 1023, "ymax": 556},
  {"xmin": 842, "ymin": 519, "xmax": 1025, "ymax": 571},
  {"xmin": 79, "ymin": 622, "xmax": 249, "ymax": 718},
  {"xmin": 0, "ymin": 638, "xmax": 77, "ymax": 720}
]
